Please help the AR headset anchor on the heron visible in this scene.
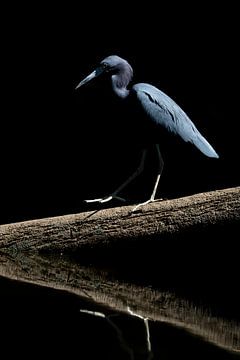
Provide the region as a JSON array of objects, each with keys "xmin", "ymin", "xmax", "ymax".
[{"xmin": 75, "ymin": 55, "xmax": 219, "ymax": 211}]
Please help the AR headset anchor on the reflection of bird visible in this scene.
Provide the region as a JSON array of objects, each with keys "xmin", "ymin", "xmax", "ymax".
[{"xmin": 76, "ymin": 55, "xmax": 219, "ymax": 211}]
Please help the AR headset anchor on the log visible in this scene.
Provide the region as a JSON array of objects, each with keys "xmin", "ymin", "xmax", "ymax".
[{"xmin": 0, "ymin": 186, "xmax": 239, "ymax": 253}]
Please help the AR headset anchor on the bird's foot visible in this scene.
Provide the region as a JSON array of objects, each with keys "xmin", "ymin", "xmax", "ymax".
[
  {"xmin": 131, "ymin": 197, "xmax": 163, "ymax": 213},
  {"xmin": 84, "ymin": 194, "xmax": 126, "ymax": 204}
]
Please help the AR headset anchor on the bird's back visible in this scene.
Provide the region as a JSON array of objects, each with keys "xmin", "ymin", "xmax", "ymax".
[{"xmin": 132, "ymin": 83, "xmax": 219, "ymax": 158}]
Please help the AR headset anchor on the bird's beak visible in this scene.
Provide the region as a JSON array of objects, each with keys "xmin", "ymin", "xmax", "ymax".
[{"xmin": 75, "ymin": 67, "xmax": 104, "ymax": 89}]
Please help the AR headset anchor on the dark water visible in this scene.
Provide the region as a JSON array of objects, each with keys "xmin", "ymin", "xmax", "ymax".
[
  {"xmin": 0, "ymin": 220, "xmax": 240, "ymax": 359},
  {"xmin": 0, "ymin": 257, "xmax": 239, "ymax": 360},
  {"xmin": 1, "ymin": 214, "xmax": 239, "ymax": 359}
]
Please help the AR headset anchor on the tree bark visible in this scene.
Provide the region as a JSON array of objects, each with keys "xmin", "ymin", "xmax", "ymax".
[{"xmin": 0, "ymin": 186, "xmax": 239, "ymax": 253}]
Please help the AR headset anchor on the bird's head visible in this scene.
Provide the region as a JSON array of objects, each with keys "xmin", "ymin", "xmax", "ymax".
[{"xmin": 75, "ymin": 55, "xmax": 133, "ymax": 89}]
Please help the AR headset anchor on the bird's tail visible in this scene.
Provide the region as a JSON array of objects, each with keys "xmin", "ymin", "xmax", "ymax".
[{"xmin": 191, "ymin": 130, "xmax": 219, "ymax": 158}]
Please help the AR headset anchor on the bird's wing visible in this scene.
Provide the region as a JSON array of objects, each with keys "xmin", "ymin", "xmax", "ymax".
[{"xmin": 132, "ymin": 83, "xmax": 218, "ymax": 158}]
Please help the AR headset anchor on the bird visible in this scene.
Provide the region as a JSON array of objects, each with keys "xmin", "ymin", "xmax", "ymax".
[{"xmin": 75, "ymin": 55, "xmax": 219, "ymax": 211}]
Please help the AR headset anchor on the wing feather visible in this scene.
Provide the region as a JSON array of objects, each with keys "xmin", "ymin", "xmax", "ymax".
[{"xmin": 132, "ymin": 83, "xmax": 218, "ymax": 158}]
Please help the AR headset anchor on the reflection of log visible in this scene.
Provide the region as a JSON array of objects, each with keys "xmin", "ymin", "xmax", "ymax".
[
  {"xmin": 0, "ymin": 187, "xmax": 239, "ymax": 252},
  {"xmin": 0, "ymin": 251, "xmax": 239, "ymax": 353}
]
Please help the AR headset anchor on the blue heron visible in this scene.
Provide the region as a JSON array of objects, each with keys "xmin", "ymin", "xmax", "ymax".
[{"xmin": 76, "ymin": 55, "xmax": 219, "ymax": 211}]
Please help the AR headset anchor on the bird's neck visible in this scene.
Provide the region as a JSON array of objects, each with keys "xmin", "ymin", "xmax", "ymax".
[
  {"xmin": 111, "ymin": 64, "xmax": 132, "ymax": 99},
  {"xmin": 112, "ymin": 79, "xmax": 130, "ymax": 98}
]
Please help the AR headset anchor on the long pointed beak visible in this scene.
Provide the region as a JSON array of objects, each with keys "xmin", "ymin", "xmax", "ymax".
[{"xmin": 75, "ymin": 67, "xmax": 104, "ymax": 89}]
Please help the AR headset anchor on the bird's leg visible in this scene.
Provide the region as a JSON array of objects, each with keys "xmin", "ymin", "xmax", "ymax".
[
  {"xmin": 149, "ymin": 144, "xmax": 164, "ymax": 200},
  {"xmin": 84, "ymin": 149, "xmax": 147, "ymax": 204},
  {"xmin": 132, "ymin": 144, "xmax": 164, "ymax": 212}
]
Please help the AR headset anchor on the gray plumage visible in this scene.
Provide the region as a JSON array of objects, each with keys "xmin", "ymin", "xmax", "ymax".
[
  {"xmin": 77, "ymin": 55, "xmax": 218, "ymax": 158},
  {"xmin": 133, "ymin": 83, "xmax": 218, "ymax": 158},
  {"xmin": 76, "ymin": 55, "xmax": 219, "ymax": 210}
]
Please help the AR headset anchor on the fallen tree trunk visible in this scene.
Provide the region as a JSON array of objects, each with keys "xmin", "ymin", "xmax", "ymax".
[{"xmin": 0, "ymin": 186, "xmax": 239, "ymax": 253}]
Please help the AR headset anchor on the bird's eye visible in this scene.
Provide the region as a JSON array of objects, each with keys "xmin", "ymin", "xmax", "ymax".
[{"xmin": 102, "ymin": 63, "xmax": 110, "ymax": 71}]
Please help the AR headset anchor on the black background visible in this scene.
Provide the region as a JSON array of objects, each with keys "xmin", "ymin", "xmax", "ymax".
[
  {"xmin": 1, "ymin": 4, "xmax": 239, "ymax": 224},
  {"xmin": 1, "ymin": 6, "xmax": 239, "ymax": 359}
]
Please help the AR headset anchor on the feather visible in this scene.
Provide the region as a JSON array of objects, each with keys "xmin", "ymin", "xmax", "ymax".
[{"xmin": 133, "ymin": 83, "xmax": 219, "ymax": 158}]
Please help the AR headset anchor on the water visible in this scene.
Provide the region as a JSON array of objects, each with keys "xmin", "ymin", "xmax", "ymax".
[{"xmin": 0, "ymin": 251, "xmax": 239, "ymax": 359}]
